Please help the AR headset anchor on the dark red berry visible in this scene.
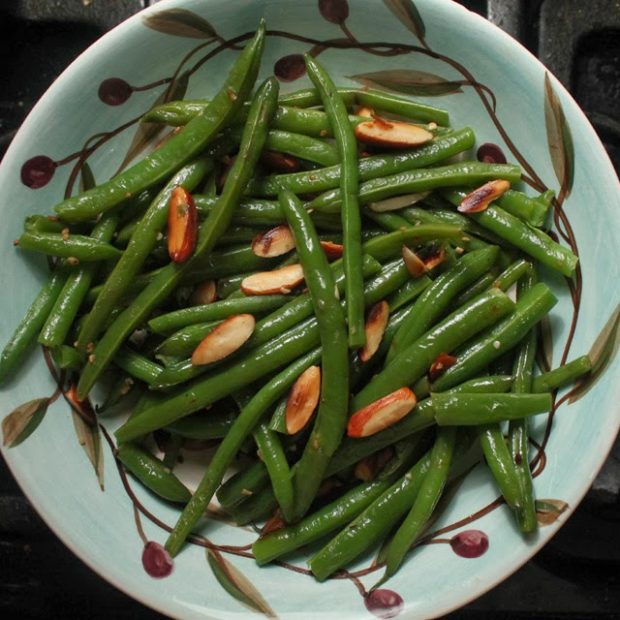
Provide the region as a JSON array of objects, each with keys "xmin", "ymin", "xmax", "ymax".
[
  {"xmin": 98, "ymin": 78, "xmax": 132, "ymax": 105},
  {"xmin": 450, "ymin": 529, "xmax": 489, "ymax": 558},
  {"xmin": 477, "ymin": 143, "xmax": 507, "ymax": 164},
  {"xmin": 319, "ymin": 0, "xmax": 349, "ymax": 24},
  {"xmin": 20, "ymin": 156, "xmax": 56, "ymax": 189},
  {"xmin": 365, "ymin": 589, "xmax": 404, "ymax": 619},
  {"xmin": 142, "ymin": 541, "xmax": 173, "ymax": 578},
  {"xmin": 274, "ymin": 54, "xmax": 306, "ymax": 82}
]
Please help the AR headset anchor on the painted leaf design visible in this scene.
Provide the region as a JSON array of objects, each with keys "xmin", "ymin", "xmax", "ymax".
[
  {"xmin": 72, "ymin": 411, "xmax": 104, "ymax": 490},
  {"xmin": 544, "ymin": 73, "xmax": 574, "ymax": 199},
  {"xmin": 143, "ymin": 9, "xmax": 217, "ymax": 39},
  {"xmin": 2, "ymin": 398, "xmax": 50, "ymax": 448},
  {"xmin": 568, "ymin": 302, "xmax": 620, "ymax": 403},
  {"xmin": 115, "ymin": 71, "xmax": 190, "ymax": 174},
  {"xmin": 536, "ymin": 314, "xmax": 553, "ymax": 373},
  {"xmin": 535, "ymin": 498, "xmax": 568, "ymax": 525},
  {"xmin": 349, "ymin": 70, "xmax": 463, "ymax": 97},
  {"xmin": 383, "ymin": 0, "xmax": 426, "ymax": 42},
  {"xmin": 206, "ymin": 549, "xmax": 276, "ymax": 617}
]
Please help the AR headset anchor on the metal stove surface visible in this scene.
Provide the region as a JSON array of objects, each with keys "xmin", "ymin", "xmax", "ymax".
[{"xmin": 0, "ymin": 1, "xmax": 618, "ymax": 618}]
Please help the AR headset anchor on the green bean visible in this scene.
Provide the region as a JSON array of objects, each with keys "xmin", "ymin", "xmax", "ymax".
[
  {"xmin": 308, "ymin": 162, "xmax": 522, "ymax": 214},
  {"xmin": 51, "ymin": 344, "xmax": 84, "ymax": 371},
  {"xmin": 217, "ymin": 273, "xmax": 250, "ymax": 299},
  {"xmin": 155, "ymin": 322, "xmax": 219, "ymax": 357},
  {"xmin": 0, "ymin": 269, "xmax": 67, "ymax": 383},
  {"xmin": 17, "ymin": 232, "xmax": 121, "ymax": 262},
  {"xmin": 363, "ymin": 208, "xmax": 412, "ymax": 233},
  {"xmin": 492, "ymin": 259, "xmax": 532, "ymax": 291},
  {"xmin": 386, "ymin": 276, "xmax": 432, "ymax": 312},
  {"xmin": 267, "ymin": 397, "xmax": 288, "ymax": 434},
  {"xmin": 432, "ymin": 392, "xmax": 552, "ymax": 425},
  {"xmin": 77, "ymin": 159, "xmax": 212, "ymax": 350},
  {"xmin": 98, "ymin": 372, "xmax": 136, "ymax": 413},
  {"xmin": 229, "ymin": 486, "xmax": 277, "ymax": 525},
  {"xmin": 149, "ymin": 294, "xmax": 289, "ymax": 335},
  {"xmin": 531, "ymin": 355, "xmax": 592, "ymax": 392},
  {"xmin": 413, "ymin": 373, "xmax": 513, "ymax": 401},
  {"xmin": 309, "ymin": 451, "xmax": 432, "ymax": 581},
  {"xmin": 113, "ymin": 346, "xmax": 164, "ymax": 384},
  {"xmin": 24, "ymin": 215, "xmax": 67, "ymax": 234},
  {"xmin": 496, "ymin": 190, "xmax": 549, "ymax": 228},
  {"xmin": 55, "ymin": 22, "xmax": 265, "ymax": 223},
  {"xmin": 352, "ymin": 288, "xmax": 514, "ymax": 411},
  {"xmin": 167, "ymin": 408, "xmax": 237, "ymax": 440},
  {"xmin": 76, "ymin": 76, "xmax": 277, "ymax": 400},
  {"xmin": 116, "ymin": 442, "xmax": 191, "ymax": 503},
  {"xmin": 216, "ymin": 460, "xmax": 270, "ymax": 509},
  {"xmin": 452, "ymin": 272, "xmax": 497, "ymax": 307},
  {"xmin": 247, "ymin": 128, "xmax": 475, "ymax": 196},
  {"xmin": 279, "ymin": 87, "xmax": 450, "ymax": 125},
  {"xmin": 443, "ymin": 191, "xmax": 578, "ymax": 277},
  {"xmin": 328, "ymin": 375, "xmax": 513, "ymax": 477},
  {"xmin": 387, "ymin": 246, "xmax": 499, "ymax": 363},
  {"xmin": 254, "ymin": 422, "xmax": 294, "ymax": 521},
  {"xmin": 305, "ymin": 56, "xmax": 365, "ymax": 348},
  {"xmin": 381, "ymin": 427, "xmax": 456, "ymax": 582},
  {"xmin": 508, "ymin": 271, "xmax": 538, "ymax": 532},
  {"xmin": 165, "ymin": 346, "xmax": 322, "ymax": 556},
  {"xmin": 279, "ymin": 188, "xmax": 350, "ymax": 518},
  {"xmin": 432, "ymin": 283, "xmax": 558, "ymax": 391},
  {"xmin": 39, "ymin": 215, "xmax": 119, "ymax": 347}
]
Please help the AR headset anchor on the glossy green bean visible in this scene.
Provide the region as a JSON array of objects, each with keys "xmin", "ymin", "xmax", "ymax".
[
  {"xmin": 113, "ymin": 347, "xmax": 164, "ymax": 384},
  {"xmin": 216, "ymin": 460, "xmax": 270, "ymax": 509},
  {"xmin": 76, "ymin": 76, "xmax": 277, "ymax": 400},
  {"xmin": 51, "ymin": 344, "xmax": 84, "ymax": 371},
  {"xmin": 17, "ymin": 232, "xmax": 121, "ymax": 262},
  {"xmin": 308, "ymin": 162, "xmax": 522, "ymax": 214},
  {"xmin": 116, "ymin": 442, "xmax": 191, "ymax": 503},
  {"xmin": 496, "ymin": 190, "xmax": 549, "ymax": 227},
  {"xmin": 24, "ymin": 215, "xmax": 67, "ymax": 234},
  {"xmin": 55, "ymin": 22, "xmax": 265, "ymax": 223},
  {"xmin": 248, "ymin": 128, "xmax": 475, "ymax": 196},
  {"xmin": 531, "ymin": 355, "xmax": 592, "ymax": 392},
  {"xmin": 0, "ymin": 269, "xmax": 67, "ymax": 383},
  {"xmin": 432, "ymin": 283, "xmax": 558, "ymax": 391},
  {"xmin": 164, "ymin": 346, "xmax": 321, "ymax": 556},
  {"xmin": 167, "ymin": 408, "xmax": 236, "ymax": 440},
  {"xmin": 492, "ymin": 259, "xmax": 532, "ymax": 291},
  {"xmin": 155, "ymin": 321, "xmax": 219, "ymax": 357},
  {"xmin": 229, "ymin": 486, "xmax": 277, "ymax": 525}
]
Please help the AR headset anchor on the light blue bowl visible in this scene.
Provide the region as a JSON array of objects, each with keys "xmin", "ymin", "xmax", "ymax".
[{"xmin": 1, "ymin": 1, "xmax": 619, "ymax": 618}]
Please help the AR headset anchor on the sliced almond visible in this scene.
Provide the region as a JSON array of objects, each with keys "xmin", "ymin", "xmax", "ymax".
[
  {"xmin": 260, "ymin": 150, "xmax": 301, "ymax": 172},
  {"xmin": 191, "ymin": 314, "xmax": 255, "ymax": 366},
  {"xmin": 368, "ymin": 191, "xmax": 430, "ymax": 212},
  {"xmin": 190, "ymin": 280, "xmax": 217, "ymax": 306},
  {"xmin": 359, "ymin": 301, "xmax": 389, "ymax": 362},
  {"xmin": 285, "ymin": 365, "xmax": 321, "ymax": 434},
  {"xmin": 356, "ymin": 106, "xmax": 375, "ymax": 118},
  {"xmin": 428, "ymin": 352, "xmax": 457, "ymax": 381},
  {"xmin": 347, "ymin": 387, "xmax": 417, "ymax": 438},
  {"xmin": 252, "ymin": 225, "xmax": 296, "ymax": 258},
  {"xmin": 241, "ymin": 264, "xmax": 305, "ymax": 295},
  {"xmin": 402, "ymin": 245, "xmax": 427, "ymax": 278},
  {"xmin": 167, "ymin": 186, "xmax": 198, "ymax": 264},
  {"xmin": 320, "ymin": 240, "xmax": 344, "ymax": 260},
  {"xmin": 424, "ymin": 247, "xmax": 446, "ymax": 271},
  {"xmin": 355, "ymin": 115, "xmax": 434, "ymax": 148},
  {"xmin": 458, "ymin": 179, "xmax": 510, "ymax": 213}
]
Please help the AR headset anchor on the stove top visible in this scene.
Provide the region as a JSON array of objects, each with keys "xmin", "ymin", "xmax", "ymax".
[{"xmin": 1, "ymin": 1, "xmax": 619, "ymax": 618}]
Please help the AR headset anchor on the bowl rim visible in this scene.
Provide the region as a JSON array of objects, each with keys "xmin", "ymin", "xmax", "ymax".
[{"xmin": 1, "ymin": 0, "xmax": 619, "ymax": 618}]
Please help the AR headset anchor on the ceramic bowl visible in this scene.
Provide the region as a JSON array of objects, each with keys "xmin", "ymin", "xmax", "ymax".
[{"xmin": 1, "ymin": 0, "xmax": 619, "ymax": 618}]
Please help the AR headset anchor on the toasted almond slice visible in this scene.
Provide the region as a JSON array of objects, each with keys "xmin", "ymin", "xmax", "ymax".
[
  {"xmin": 402, "ymin": 245, "xmax": 427, "ymax": 278},
  {"xmin": 424, "ymin": 247, "xmax": 446, "ymax": 271},
  {"xmin": 252, "ymin": 225, "xmax": 296, "ymax": 258},
  {"xmin": 191, "ymin": 314, "xmax": 255, "ymax": 366},
  {"xmin": 241, "ymin": 264, "xmax": 305, "ymax": 295},
  {"xmin": 355, "ymin": 116, "xmax": 434, "ymax": 148},
  {"xmin": 285, "ymin": 365, "xmax": 321, "ymax": 434},
  {"xmin": 458, "ymin": 179, "xmax": 510, "ymax": 213},
  {"xmin": 359, "ymin": 301, "xmax": 390, "ymax": 362},
  {"xmin": 260, "ymin": 150, "xmax": 301, "ymax": 172},
  {"xmin": 190, "ymin": 280, "xmax": 217, "ymax": 306},
  {"xmin": 320, "ymin": 240, "xmax": 344, "ymax": 260},
  {"xmin": 347, "ymin": 388, "xmax": 417, "ymax": 438},
  {"xmin": 369, "ymin": 191, "xmax": 430, "ymax": 212},
  {"xmin": 167, "ymin": 186, "xmax": 198, "ymax": 264},
  {"xmin": 356, "ymin": 105, "xmax": 375, "ymax": 118},
  {"xmin": 428, "ymin": 352, "xmax": 457, "ymax": 381}
]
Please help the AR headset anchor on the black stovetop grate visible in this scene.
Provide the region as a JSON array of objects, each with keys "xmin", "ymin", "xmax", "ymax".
[{"xmin": 0, "ymin": 1, "xmax": 618, "ymax": 618}]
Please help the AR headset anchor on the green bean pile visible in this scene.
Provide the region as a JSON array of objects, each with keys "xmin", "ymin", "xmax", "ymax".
[{"xmin": 1, "ymin": 22, "xmax": 591, "ymax": 584}]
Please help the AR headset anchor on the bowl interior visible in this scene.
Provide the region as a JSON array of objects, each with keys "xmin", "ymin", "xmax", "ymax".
[{"xmin": 1, "ymin": 1, "xmax": 619, "ymax": 619}]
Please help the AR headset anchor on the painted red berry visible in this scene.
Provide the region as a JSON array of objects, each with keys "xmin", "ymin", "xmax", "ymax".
[
  {"xmin": 20, "ymin": 155, "xmax": 56, "ymax": 189},
  {"xmin": 450, "ymin": 529, "xmax": 489, "ymax": 558},
  {"xmin": 365, "ymin": 589, "xmax": 404, "ymax": 619},
  {"xmin": 98, "ymin": 77, "xmax": 133, "ymax": 105},
  {"xmin": 274, "ymin": 54, "xmax": 306, "ymax": 82},
  {"xmin": 477, "ymin": 143, "xmax": 507, "ymax": 164},
  {"xmin": 142, "ymin": 541, "xmax": 173, "ymax": 578},
  {"xmin": 319, "ymin": 0, "xmax": 349, "ymax": 24}
]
